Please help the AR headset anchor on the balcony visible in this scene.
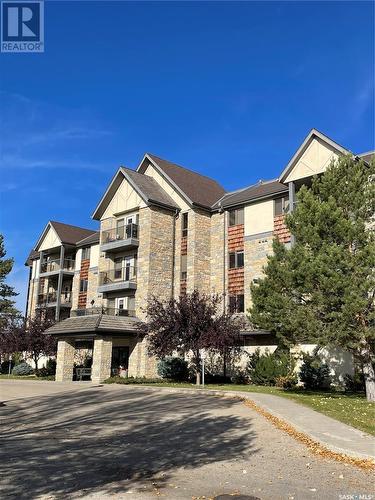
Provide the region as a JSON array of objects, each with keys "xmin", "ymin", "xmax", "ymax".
[
  {"xmin": 40, "ymin": 258, "xmax": 75, "ymax": 276},
  {"xmin": 36, "ymin": 291, "xmax": 72, "ymax": 308},
  {"xmin": 97, "ymin": 266, "xmax": 137, "ymax": 294},
  {"xmin": 100, "ymin": 223, "xmax": 139, "ymax": 253},
  {"xmin": 71, "ymin": 307, "xmax": 136, "ymax": 317}
]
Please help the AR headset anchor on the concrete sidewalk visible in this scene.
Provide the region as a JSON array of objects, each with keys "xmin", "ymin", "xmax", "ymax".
[{"xmin": 109, "ymin": 385, "xmax": 375, "ymax": 461}]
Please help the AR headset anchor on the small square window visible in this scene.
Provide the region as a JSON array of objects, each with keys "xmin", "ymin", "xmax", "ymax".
[
  {"xmin": 229, "ymin": 253, "xmax": 236, "ymax": 269},
  {"xmin": 229, "ymin": 295, "xmax": 244, "ymax": 313},
  {"xmin": 275, "ymin": 196, "xmax": 289, "ymax": 216},
  {"xmin": 229, "ymin": 208, "xmax": 244, "ymax": 226}
]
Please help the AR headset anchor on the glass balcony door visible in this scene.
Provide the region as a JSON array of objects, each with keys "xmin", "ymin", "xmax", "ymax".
[{"xmin": 114, "ymin": 256, "xmax": 134, "ymax": 281}]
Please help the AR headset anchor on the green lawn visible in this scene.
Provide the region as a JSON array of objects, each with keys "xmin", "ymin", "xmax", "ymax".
[
  {"xmin": 105, "ymin": 378, "xmax": 375, "ymax": 436},
  {"xmin": 0, "ymin": 374, "xmax": 55, "ymax": 381}
]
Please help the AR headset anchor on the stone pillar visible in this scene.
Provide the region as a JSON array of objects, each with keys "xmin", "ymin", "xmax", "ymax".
[
  {"xmin": 91, "ymin": 336, "xmax": 113, "ymax": 383},
  {"xmin": 55, "ymin": 339, "xmax": 75, "ymax": 382}
]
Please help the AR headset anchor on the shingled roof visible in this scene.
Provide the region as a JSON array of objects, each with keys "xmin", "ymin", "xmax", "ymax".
[
  {"xmin": 76, "ymin": 231, "xmax": 100, "ymax": 247},
  {"xmin": 92, "ymin": 167, "xmax": 179, "ymax": 220},
  {"xmin": 121, "ymin": 167, "xmax": 179, "ymax": 210},
  {"xmin": 49, "ymin": 221, "xmax": 96, "ymax": 246},
  {"xmin": 139, "ymin": 154, "xmax": 226, "ymax": 209},
  {"xmin": 46, "ymin": 314, "xmax": 141, "ymax": 336},
  {"xmin": 213, "ymin": 179, "xmax": 288, "ymax": 210}
]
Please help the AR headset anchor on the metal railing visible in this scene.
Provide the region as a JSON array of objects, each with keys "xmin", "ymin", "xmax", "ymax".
[
  {"xmin": 40, "ymin": 258, "xmax": 75, "ymax": 273},
  {"xmin": 71, "ymin": 307, "xmax": 136, "ymax": 317},
  {"xmin": 99, "ymin": 266, "xmax": 137, "ymax": 286},
  {"xmin": 37, "ymin": 291, "xmax": 72, "ymax": 306},
  {"xmin": 101, "ymin": 223, "xmax": 138, "ymax": 244}
]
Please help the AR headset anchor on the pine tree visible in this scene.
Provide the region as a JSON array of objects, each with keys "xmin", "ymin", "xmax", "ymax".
[
  {"xmin": 249, "ymin": 155, "xmax": 375, "ymax": 401},
  {"xmin": 0, "ymin": 234, "xmax": 19, "ymax": 330}
]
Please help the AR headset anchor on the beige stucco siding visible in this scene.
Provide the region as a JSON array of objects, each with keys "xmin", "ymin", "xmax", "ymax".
[
  {"xmin": 285, "ymin": 137, "xmax": 339, "ymax": 183},
  {"xmin": 38, "ymin": 226, "xmax": 61, "ymax": 251},
  {"xmin": 143, "ymin": 163, "xmax": 190, "ymax": 211},
  {"xmin": 245, "ymin": 199, "xmax": 274, "ymax": 237},
  {"xmin": 89, "ymin": 244, "xmax": 100, "ymax": 267},
  {"xmin": 101, "ymin": 177, "xmax": 145, "ymax": 220}
]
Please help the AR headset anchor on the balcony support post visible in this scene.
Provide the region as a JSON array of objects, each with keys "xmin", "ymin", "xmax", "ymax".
[{"xmin": 55, "ymin": 246, "xmax": 65, "ymax": 321}]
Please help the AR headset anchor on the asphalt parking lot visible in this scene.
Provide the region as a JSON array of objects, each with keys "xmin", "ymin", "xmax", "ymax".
[{"xmin": 0, "ymin": 380, "xmax": 372, "ymax": 499}]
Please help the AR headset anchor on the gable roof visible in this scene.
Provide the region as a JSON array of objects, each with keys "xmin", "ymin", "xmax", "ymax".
[
  {"xmin": 279, "ymin": 128, "xmax": 350, "ymax": 183},
  {"xmin": 49, "ymin": 221, "xmax": 96, "ymax": 245},
  {"xmin": 92, "ymin": 167, "xmax": 179, "ymax": 220},
  {"xmin": 213, "ymin": 179, "xmax": 288, "ymax": 210},
  {"xmin": 138, "ymin": 153, "xmax": 226, "ymax": 209}
]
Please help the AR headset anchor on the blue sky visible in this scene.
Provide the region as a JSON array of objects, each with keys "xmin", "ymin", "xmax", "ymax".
[{"xmin": 0, "ymin": 1, "xmax": 374, "ymax": 311}]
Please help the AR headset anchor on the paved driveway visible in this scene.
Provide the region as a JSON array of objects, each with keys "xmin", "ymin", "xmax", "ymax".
[{"xmin": 0, "ymin": 381, "xmax": 372, "ymax": 499}]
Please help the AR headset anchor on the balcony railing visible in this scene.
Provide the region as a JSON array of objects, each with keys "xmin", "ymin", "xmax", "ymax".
[
  {"xmin": 37, "ymin": 291, "xmax": 72, "ymax": 306},
  {"xmin": 99, "ymin": 266, "xmax": 137, "ymax": 286},
  {"xmin": 101, "ymin": 223, "xmax": 138, "ymax": 245},
  {"xmin": 40, "ymin": 258, "xmax": 75, "ymax": 274},
  {"xmin": 71, "ymin": 307, "xmax": 136, "ymax": 317}
]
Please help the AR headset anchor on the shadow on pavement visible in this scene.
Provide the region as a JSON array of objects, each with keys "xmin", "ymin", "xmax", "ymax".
[{"xmin": 0, "ymin": 387, "xmax": 257, "ymax": 498}]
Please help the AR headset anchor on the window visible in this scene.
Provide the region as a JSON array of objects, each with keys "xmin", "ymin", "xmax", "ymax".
[
  {"xmin": 79, "ymin": 279, "xmax": 88, "ymax": 293},
  {"xmin": 182, "ymin": 213, "xmax": 188, "ymax": 237},
  {"xmin": 180, "ymin": 254, "xmax": 187, "ymax": 280},
  {"xmin": 229, "ymin": 251, "xmax": 244, "ymax": 269},
  {"xmin": 228, "ymin": 208, "xmax": 244, "ymax": 226},
  {"xmin": 81, "ymin": 247, "xmax": 90, "ymax": 260},
  {"xmin": 229, "ymin": 295, "xmax": 244, "ymax": 313},
  {"xmin": 274, "ymin": 196, "xmax": 290, "ymax": 216}
]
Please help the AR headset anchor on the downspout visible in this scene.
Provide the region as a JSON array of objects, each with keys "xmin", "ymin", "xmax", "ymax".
[
  {"xmin": 25, "ymin": 265, "xmax": 32, "ymax": 318},
  {"xmin": 171, "ymin": 209, "xmax": 179, "ymax": 299},
  {"xmin": 218, "ymin": 202, "xmax": 226, "ymax": 310}
]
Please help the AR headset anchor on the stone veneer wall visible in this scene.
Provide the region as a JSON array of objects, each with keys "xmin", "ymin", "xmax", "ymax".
[
  {"xmin": 91, "ymin": 336, "xmax": 113, "ymax": 383},
  {"xmin": 244, "ymin": 234, "xmax": 273, "ymax": 311},
  {"xmin": 136, "ymin": 206, "xmax": 175, "ymax": 318},
  {"xmin": 134, "ymin": 206, "xmax": 176, "ymax": 378},
  {"xmin": 87, "ymin": 267, "xmax": 101, "ymax": 309},
  {"xmin": 186, "ymin": 209, "xmax": 211, "ymax": 294},
  {"xmin": 55, "ymin": 339, "xmax": 75, "ymax": 382},
  {"xmin": 210, "ymin": 212, "xmax": 225, "ymax": 308},
  {"xmin": 28, "ymin": 276, "xmax": 40, "ymax": 318}
]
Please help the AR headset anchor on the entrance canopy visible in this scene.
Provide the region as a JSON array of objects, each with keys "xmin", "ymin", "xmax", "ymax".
[{"xmin": 46, "ymin": 313, "xmax": 141, "ymax": 338}]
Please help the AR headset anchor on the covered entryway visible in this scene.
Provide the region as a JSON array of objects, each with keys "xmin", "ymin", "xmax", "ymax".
[{"xmin": 47, "ymin": 313, "xmax": 157, "ymax": 383}]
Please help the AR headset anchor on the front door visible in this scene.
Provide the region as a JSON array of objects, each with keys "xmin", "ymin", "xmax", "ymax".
[{"xmin": 111, "ymin": 346, "xmax": 130, "ymax": 376}]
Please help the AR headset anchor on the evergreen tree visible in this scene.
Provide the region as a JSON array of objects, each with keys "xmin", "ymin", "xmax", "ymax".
[
  {"xmin": 0, "ymin": 235, "xmax": 19, "ymax": 330},
  {"xmin": 249, "ymin": 155, "xmax": 375, "ymax": 401}
]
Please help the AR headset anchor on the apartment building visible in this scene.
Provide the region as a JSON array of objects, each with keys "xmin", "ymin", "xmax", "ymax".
[{"xmin": 25, "ymin": 129, "xmax": 373, "ymax": 383}]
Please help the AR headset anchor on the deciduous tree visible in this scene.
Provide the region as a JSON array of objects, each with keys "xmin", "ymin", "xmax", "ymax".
[{"xmin": 140, "ymin": 290, "xmax": 243, "ymax": 384}]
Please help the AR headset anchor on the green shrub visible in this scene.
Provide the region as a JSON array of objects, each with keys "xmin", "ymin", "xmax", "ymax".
[
  {"xmin": 157, "ymin": 356, "xmax": 189, "ymax": 381},
  {"xmin": 299, "ymin": 354, "xmax": 331, "ymax": 390},
  {"xmin": 247, "ymin": 350, "xmax": 293, "ymax": 386},
  {"xmin": 103, "ymin": 376, "xmax": 162, "ymax": 385},
  {"xmin": 275, "ymin": 374, "xmax": 298, "ymax": 390},
  {"xmin": 12, "ymin": 363, "xmax": 34, "ymax": 376},
  {"xmin": 343, "ymin": 372, "xmax": 365, "ymax": 393},
  {"xmin": 37, "ymin": 359, "xmax": 56, "ymax": 377},
  {"xmin": 230, "ymin": 371, "xmax": 249, "ymax": 385}
]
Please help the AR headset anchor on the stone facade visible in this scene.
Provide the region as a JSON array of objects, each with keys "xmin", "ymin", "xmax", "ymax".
[
  {"xmin": 244, "ymin": 234, "xmax": 273, "ymax": 311},
  {"xmin": 91, "ymin": 336, "xmax": 113, "ymax": 383},
  {"xmin": 187, "ymin": 209, "xmax": 211, "ymax": 294},
  {"xmin": 55, "ymin": 339, "xmax": 75, "ymax": 382}
]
